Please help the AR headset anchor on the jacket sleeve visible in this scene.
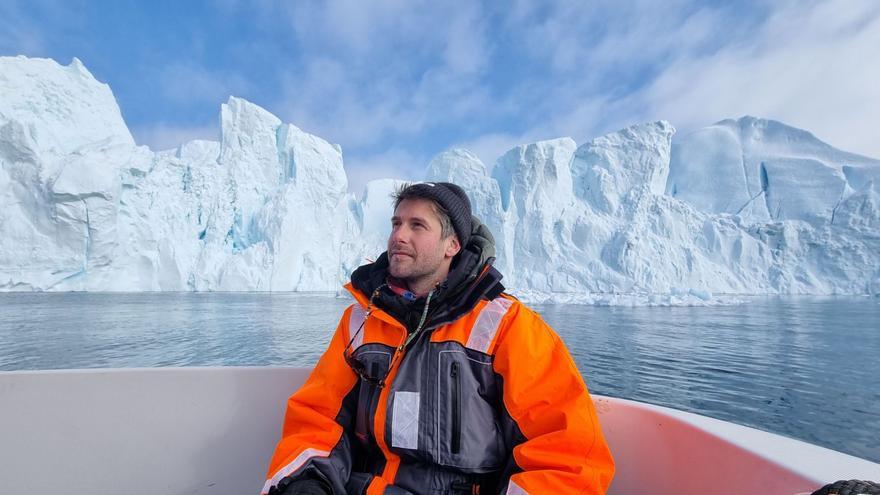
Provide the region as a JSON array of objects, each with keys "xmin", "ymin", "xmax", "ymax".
[
  {"xmin": 262, "ymin": 306, "xmax": 361, "ymax": 495},
  {"xmin": 492, "ymin": 302, "xmax": 615, "ymax": 494}
]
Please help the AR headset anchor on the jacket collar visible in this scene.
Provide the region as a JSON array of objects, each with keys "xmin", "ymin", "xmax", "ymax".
[{"xmin": 348, "ymin": 215, "xmax": 504, "ymax": 330}]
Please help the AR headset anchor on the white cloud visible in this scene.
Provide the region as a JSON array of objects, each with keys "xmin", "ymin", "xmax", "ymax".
[
  {"xmin": 157, "ymin": 63, "xmax": 250, "ymax": 107},
  {"xmin": 131, "ymin": 122, "xmax": 220, "ymax": 151},
  {"xmin": 0, "ymin": 0, "xmax": 86, "ymax": 55},
  {"xmin": 0, "ymin": 10, "xmax": 44, "ymax": 55},
  {"xmin": 478, "ymin": 0, "xmax": 880, "ymax": 159},
  {"xmin": 442, "ymin": 3, "xmax": 490, "ymax": 75},
  {"xmin": 0, "ymin": 0, "xmax": 88, "ymax": 57},
  {"xmin": 287, "ymin": 0, "xmax": 428, "ymax": 57},
  {"xmin": 635, "ymin": 0, "xmax": 880, "ymax": 157},
  {"xmin": 134, "ymin": 0, "xmax": 880, "ymax": 172},
  {"xmin": 265, "ymin": 0, "xmax": 495, "ymax": 173},
  {"xmin": 12, "ymin": 0, "xmax": 875, "ymax": 185},
  {"xmin": 343, "ymin": 148, "xmax": 426, "ymax": 197},
  {"xmin": 502, "ymin": 0, "xmax": 710, "ymax": 76},
  {"xmin": 474, "ymin": 1, "xmax": 740, "ymax": 148},
  {"xmin": 276, "ymin": 58, "xmax": 423, "ymax": 149}
]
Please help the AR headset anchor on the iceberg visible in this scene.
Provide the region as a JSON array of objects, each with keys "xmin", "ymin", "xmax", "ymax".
[
  {"xmin": 1, "ymin": 56, "xmax": 878, "ymax": 297},
  {"xmin": 667, "ymin": 117, "xmax": 880, "ymax": 225}
]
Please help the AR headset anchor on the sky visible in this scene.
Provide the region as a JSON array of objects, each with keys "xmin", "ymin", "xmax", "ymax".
[{"xmin": 2, "ymin": 0, "xmax": 879, "ymax": 194}]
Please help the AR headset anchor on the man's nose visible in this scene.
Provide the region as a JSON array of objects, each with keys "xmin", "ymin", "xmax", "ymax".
[{"xmin": 390, "ymin": 225, "xmax": 409, "ymax": 244}]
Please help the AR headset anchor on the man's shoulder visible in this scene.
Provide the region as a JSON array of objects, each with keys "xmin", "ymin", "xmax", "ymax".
[
  {"xmin": 487, "ymin": 293, "xmax": 565, "ymax": 357},
  {"xmin": 490, "ymin": 293, "xmax": 553, "ymax": 334},
  {"xmin": 493, "ymin": 292, "xmax": 533, "ymax": 318},
  {"xmin": 336, "ymin": 301, "xmax": 364, "ymax": 323}
]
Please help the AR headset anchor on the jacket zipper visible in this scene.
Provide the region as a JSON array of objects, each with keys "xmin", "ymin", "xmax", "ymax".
[
  {"xmin": 367, "ymin": 361, "xmax": 380, "ymax": 442},
  {"xmin": 451, "ymin": 361, "xmax": 461, "ymax": 454}
]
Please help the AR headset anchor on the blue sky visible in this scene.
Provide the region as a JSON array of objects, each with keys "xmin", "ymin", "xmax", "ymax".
[{"xmin": 2, "ymin": 0, "xmax": 878, "ymax": 193}]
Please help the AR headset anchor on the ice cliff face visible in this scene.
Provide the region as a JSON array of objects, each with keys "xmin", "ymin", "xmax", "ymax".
[
  {"xmin": 2, "ymin": 56, "xmax": 878, "ymax": 296},
  {"xmin": 0, "ymin": 56, "xmax": 368, "ymax": 291},
  {"xmin": 1, "ymin": 56, "xmax": 134, "ymax": 289},
  {"xmin": 667, "ymin": 117, "xmax": 880, "ymax": 226}
]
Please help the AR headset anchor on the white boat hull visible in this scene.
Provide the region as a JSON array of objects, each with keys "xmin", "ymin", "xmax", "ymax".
[{"xmin": 0, "ymin": 367, "xmax": 877, "ymax": 494}]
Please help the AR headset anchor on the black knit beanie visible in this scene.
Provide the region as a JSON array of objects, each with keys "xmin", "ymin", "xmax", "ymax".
[{"xmin": 401, "ymin": 182, "xmax": 472, "ymax": 247}]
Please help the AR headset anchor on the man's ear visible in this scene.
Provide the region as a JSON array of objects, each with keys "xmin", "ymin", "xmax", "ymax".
[{"xmin": 444, "ymin": 235, "xmax": 461, "ymax": 258}]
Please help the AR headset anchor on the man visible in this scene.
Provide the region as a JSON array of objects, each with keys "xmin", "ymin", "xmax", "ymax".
[{"xmin": 263, "ymin": 182, "xmax": 614, "ymax": 494}]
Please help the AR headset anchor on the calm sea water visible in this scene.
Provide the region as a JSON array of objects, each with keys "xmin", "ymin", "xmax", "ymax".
[{"xmin": 1, "ymin": 293, "xmax": 878, "ymax": 462}]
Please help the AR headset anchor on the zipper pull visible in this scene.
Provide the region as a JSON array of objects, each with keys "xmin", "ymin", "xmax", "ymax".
[{"xmin": 451, "ymin": 361, "xmax": 458, "ymax": 377}]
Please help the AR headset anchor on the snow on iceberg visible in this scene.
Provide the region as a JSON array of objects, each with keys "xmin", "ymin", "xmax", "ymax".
[
  {"xmin": 0, "ymin": 56, "xmax": 370, "ymax": 291},
  {"xmin": 1, "ymin": 55, "xmax": 879, "ymax": 298},
  {"xmin": 667, "ymin": 117, "xmax": 880, "ymax": 226}
]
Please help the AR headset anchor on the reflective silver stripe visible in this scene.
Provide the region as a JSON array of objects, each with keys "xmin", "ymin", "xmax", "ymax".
[
  {"xmin": 391, "ymin": 391, "xmax": 420, "ymax": 449},
  {"xmin": 506, "ymin": 479, "xmax": 529, "ymax": 495},
  {"xmin": 261, "ymin": 448, "xmax": 330, "ymax": 494},
  {"xmin": 348, "ymin": 304, "xmax": 367, "ymax": 350},
  {"xmin": 465, "ymin": 297, "xmax": 513, "ymax": 353}
]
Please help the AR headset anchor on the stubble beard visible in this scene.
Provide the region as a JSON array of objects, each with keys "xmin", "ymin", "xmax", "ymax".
[{"xmin": 388, "ymin": 248, "xmax": 445, "ymax": 291}]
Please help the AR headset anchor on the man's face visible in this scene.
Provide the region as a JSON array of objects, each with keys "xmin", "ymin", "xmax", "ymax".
[{"xmin": 388, "ymin": 198, "xmax": 461, "ymax": 289}]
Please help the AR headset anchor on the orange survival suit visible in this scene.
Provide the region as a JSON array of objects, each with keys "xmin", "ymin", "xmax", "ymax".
[{"xmin": 264, "ymin": 219, "xmax": 614, "ymax": 494}]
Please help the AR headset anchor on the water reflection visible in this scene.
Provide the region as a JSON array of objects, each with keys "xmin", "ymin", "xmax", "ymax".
[
  {"xmin": 1, "ymin": 293, "xmax": 878, "ymax": 462},
  {"xmin": 535, "ymin": 297, "xmax": 880, "ymax": 463}
]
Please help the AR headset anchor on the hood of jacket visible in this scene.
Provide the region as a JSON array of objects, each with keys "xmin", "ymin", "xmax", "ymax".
[{"xmin": 349, "ymin": 215, "xmax": 504, "ymax": 331}]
